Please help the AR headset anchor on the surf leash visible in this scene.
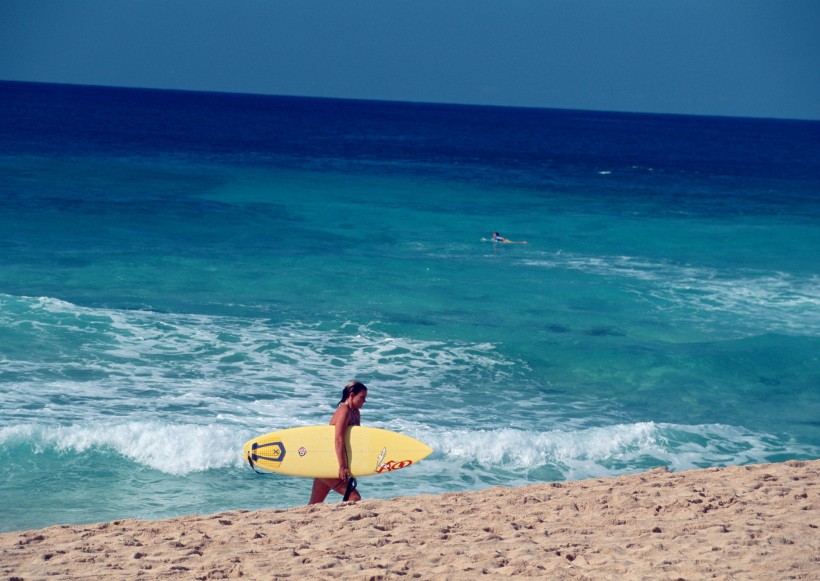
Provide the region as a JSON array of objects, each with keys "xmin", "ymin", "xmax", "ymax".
[
  {"xmin": 343, "ymin": 477, "xmax": 358, "ymax": 501},
  {"xmin": 247, "ymin": 451, "xmax": 272, "ymax": 475}
]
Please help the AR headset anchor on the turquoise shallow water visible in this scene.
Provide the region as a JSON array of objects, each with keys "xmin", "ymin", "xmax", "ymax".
[{"xmin": 1, "ymin": 82, "xmax": 819, "ymax": 532}]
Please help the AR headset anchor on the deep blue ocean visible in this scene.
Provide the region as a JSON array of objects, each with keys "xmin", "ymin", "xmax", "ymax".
[{"xmin": 1, "ymin": 81, "xmax": 819, "ymax": 533}]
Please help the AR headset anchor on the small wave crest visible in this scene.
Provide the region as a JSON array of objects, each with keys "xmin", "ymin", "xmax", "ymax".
[
  {"xmin": 3, "ymin": 419, "xmax": 817, "ymax": 486},
  {"xmin": 0, "ymin": 422, "xmax": 246, "ymax": 475},
  {"xmin": 422, "ymin": 421, "xmax": 820, "ymax": 481}
]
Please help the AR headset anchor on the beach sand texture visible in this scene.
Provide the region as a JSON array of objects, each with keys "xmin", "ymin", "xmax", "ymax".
[{"xmin": 2, "ymin": 459, "xmax": 817, "ymax": 580}]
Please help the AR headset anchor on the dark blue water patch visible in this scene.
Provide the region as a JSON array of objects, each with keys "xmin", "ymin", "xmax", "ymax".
[
  {"xmin": 0, "ymin": 168, "xmax": 321, "ymax": 272},
  {"xmin": 385, "ymin": 312, "xmax": 439, "ymax": 327},
  {"xmin": 2, "ymin": 81, "xmax": 818, "ymax": 218},
  {"xmin": 584, "ymin": 326, "xmax": 626, "ymax": 337},
  {"xmin": 545, "ymin": 324, "xmax": 572, "ymax": 334}
]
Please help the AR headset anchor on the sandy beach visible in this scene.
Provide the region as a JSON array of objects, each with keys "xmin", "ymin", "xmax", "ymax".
[{"xmin": 2, "ymin": 459, "xmax": 817, "ymax": 580}]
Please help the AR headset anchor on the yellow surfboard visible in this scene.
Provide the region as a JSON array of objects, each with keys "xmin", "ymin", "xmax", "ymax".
[{"xmin": 243, "ymin": 426, "xmax": 433, "ymax": 479}]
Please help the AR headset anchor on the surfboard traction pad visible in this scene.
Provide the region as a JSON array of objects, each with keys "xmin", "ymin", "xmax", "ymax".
[{"xmin": 248, "ymin": 439, "xmax": 286, "ymax": 470}]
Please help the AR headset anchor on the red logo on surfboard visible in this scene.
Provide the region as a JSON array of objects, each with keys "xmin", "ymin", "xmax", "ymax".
[{"xmin": 375, "ymin": 459, "xmax": 414, "ymax": 473}]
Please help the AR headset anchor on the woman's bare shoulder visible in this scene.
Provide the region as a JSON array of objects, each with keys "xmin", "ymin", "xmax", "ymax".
[{"xmin": 329, "ymin": 403, "xmax": 349, "ymax": 425}]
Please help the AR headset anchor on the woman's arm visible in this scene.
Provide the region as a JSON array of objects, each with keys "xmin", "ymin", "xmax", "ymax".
[{"xmin": 333, "ymin": 405, "xmax": 351, "ymax": 481}]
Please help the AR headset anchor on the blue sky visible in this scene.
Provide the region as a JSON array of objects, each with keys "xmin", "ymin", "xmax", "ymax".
[{"xmin": 2, "ymin": 1, "xmax": 819, "ymax": 119}]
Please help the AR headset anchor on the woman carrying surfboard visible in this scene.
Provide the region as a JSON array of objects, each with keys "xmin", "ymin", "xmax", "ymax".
[{"xmin": 308, "ymin": 381, "xmax": 368, "ymax": 504}]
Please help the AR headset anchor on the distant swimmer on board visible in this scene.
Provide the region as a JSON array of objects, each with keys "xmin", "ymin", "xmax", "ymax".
[
  {"xmin": 484, "ymin": 231, "xmax": 528, "ymax": 245},
  {"xmin": 308, "ymin": 381, "xmax": 368, "ymax": 504}
]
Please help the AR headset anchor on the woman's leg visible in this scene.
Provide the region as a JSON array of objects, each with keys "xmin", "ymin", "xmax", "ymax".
[
  {"xmin": 309, "ymin": 478, "xmax": 332, "ymax": 504},
  {"xmin": 308, "ymin": 477, "xmax": 361, "ymax": 503}
]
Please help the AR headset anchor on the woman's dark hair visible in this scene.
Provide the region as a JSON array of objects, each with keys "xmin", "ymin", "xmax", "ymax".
[{"xmin": 339, "ymin": 380, "xmax": 367, "ymax": 404}]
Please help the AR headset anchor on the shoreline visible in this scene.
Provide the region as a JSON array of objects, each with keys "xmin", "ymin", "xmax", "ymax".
[{"xmin": 2, "ymin": 459, "xmax": 818, "ymax": 579}]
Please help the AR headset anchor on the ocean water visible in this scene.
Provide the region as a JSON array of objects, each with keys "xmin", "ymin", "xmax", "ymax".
[{"xmin": 1, "ymin": 81, "xmax": 819, "ymax": 533}]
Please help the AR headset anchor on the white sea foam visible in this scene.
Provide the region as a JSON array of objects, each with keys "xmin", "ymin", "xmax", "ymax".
[
  {"xmin": 0, "ymin": 422, "xmax": 245, "ymax": 475},
  {"xmin": 522, "ymin": 254, "xmax": 820, "ymax": 337},
  {"xmin": 660, "ymin": 273, "xmax": 820, "ymax": 324},
  {"xmin": 3, "ymin": 293, "xmax": 817, "ymax": 496},
  {"xmin": 4, "ymin": 419, "xmax": 814, "ymax": 482},
  {"xmin": 420, "ymin": 421, "xmax": 820, "ymax": 482},
  {"xmin": 1, "ymin": 294, "xmax": 524, "ymax": 430}
]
